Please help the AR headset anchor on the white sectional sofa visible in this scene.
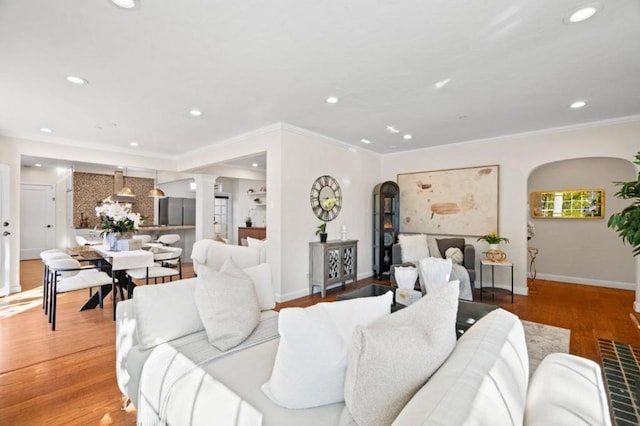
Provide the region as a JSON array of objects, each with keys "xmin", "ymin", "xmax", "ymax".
[{"xmin": 116, "ymin": 240, "xmax": 611, "ymax": 425}]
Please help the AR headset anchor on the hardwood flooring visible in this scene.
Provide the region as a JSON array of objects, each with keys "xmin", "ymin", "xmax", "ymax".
[{"xmin": 1, "ymin": 260, "xmax": 639, "ymax": 424}]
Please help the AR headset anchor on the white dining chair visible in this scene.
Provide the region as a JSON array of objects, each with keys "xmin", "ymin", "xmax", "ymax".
[
  {"xmin": 132, "ymin": 234, "xmax": 153, "ymax": 246},
  {"xmin": 125, "ymin": 247, "xmax": 182, "ymax": 286},
  {"xmin": 40, "ymin": 250, "xmax": 71, "ymax": 314},
  {"xmin": 157, "ymin": 234, "xmax": 181, "ymax": 246},
  {"xmin": 75, "ymin": 235, "xmax": 103, "ymax": 246},
  {"xmin": 46, "ymin": 258, "xmax": 114, "ymax": 331}
]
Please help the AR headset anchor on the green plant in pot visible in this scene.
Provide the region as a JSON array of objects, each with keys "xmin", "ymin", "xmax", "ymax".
[
  {"xmin": 245, "ymin": 216, "xmax": 253, "ymax": 227},
  {"xmin": 608, "ymin": 151, "xmax": 640, "ymax": 256},
  {"xmin": 316, "ymin": 222, "xmax": 327, "ymax": 243}
]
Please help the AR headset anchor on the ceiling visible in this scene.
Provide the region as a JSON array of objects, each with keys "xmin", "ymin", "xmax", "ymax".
[{"xmin": 1, "ymin": 0, "xmax": 639, "ymax": 159}]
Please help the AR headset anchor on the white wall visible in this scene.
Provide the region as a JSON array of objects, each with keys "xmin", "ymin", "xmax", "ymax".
[
  {"xmin": 381, "ymin": 119, "xmax": 640, "ymax": 298},
  {"xmin": 278, "ymin": 127, "xmax": 381, "ymax": 300}
]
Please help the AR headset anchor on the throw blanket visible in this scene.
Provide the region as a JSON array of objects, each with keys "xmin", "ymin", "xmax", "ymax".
[
  {"xmin": 451, "ymin": 264, "xmax": 473, "ymax": 301},
  {"xmin": 138, "ymin": 316, "xmax": 279, "ymax": 426}
]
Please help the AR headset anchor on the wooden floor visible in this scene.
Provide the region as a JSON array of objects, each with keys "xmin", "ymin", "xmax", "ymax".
[{"xmin": 1, "ymin": 260, "xmax": 639, "ymax": 425}]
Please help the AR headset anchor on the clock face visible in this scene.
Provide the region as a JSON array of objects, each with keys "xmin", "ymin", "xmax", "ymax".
[{"xmin": 310, "ymin": 175, "xmax": 342, "ymax": 222}]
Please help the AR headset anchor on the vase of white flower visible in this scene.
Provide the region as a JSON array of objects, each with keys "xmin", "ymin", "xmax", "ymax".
[
  {"xmin": 105, "ymin": 232, "xmax": 119, "ymax": 251},
  {"xmin": 95, "ymin": 200, "xmax": 145, "ymax": 251}
]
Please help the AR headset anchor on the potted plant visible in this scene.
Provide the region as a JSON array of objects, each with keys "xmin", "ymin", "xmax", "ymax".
[
  {"xmin": 608, "ymin": 151, "xmax": 640, "ymax": 256},
  {"xmin": 245, "ymin": 216, "xmax": 253, "ymax": 227},
  {"xmin": 477, "ymin": 231, "xmax": 509, "ymax": 249},
  {"xmin": 316, "ymin": 222, "xmax": 327, "ymax": 243}
]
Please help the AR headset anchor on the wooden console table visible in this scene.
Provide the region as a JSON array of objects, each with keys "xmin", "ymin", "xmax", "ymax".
[
  {"xmin": 309, "ymin": 239, "xmax": 358, "ymax": 298},
  {"xmin": 238, "ymin": 227, "xmax": 266, "ymax": 245}
]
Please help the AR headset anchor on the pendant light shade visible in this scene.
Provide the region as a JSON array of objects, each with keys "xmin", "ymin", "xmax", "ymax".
[
  {"xmin": 148, "ymin": 170, "xmax": 166, "ymax": 198},
  {"xmin": 117, "ymin": 168, "xmax": 135, "ymax": 196}
]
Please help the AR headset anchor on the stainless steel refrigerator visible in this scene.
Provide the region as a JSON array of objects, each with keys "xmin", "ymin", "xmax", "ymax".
[{"xmin": 159, "ymin": 197, "xmax": 196, "ymax": 225}]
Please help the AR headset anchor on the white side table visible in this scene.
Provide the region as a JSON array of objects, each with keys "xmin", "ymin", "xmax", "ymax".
[{"xmin": 480, "ymin": 259, "xmax": 514, "ymax": 303}]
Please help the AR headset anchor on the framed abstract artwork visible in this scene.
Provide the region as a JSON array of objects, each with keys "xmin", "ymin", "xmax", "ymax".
[{"xmin": 397, "ymin": 165, "xmax": 499, "ymax": 236}]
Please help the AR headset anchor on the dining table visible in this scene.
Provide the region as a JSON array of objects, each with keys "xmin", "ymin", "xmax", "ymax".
[{"xmin": 69, "ymin": 244, "xmax": 155, "ymax": 311}]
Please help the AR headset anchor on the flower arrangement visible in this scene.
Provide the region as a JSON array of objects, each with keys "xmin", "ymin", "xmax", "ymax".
[
  {"xmin": 477, "ymin": 231, "xmax": 509, "ymax": 244},
  {"xmin": 95, "ymin": 200, "xmax": 144, "ymax": 237}
]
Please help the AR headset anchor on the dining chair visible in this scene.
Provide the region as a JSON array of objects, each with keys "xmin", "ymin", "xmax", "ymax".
[
  {"xmin": 133, "ymin": 234, "xmax": 153, "ymax": 246},
  {"xmin": 125, "ymin": 247, "xmax": 182, "ymax": 287},
  {"xmin": 157, "ymin": 233, "xmax": 181, "ymax": 246},
  {"xmin": 46, "ymin": 258, "xmax": 114, "ymax": 331},
  {"xmin": 75, "ymin": 235, "xmax": 103, "ymax": 246},
  {"xmin": 40, "ymin": 250, "xmax": 71, "ymax": 314}
]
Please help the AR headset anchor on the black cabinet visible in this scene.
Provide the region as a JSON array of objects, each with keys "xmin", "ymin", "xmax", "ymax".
[{"xmin": 372, "ymin": 181, "xmax": 400, "ymax": 279}]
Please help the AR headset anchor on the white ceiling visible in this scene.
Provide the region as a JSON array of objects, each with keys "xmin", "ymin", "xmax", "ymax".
[{"xmin": 1, "ymin": 0, "xmax": 639, "ymax": 159}]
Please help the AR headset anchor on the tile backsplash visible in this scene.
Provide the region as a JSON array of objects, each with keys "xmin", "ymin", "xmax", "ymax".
[{"xmin": 73, "ymin": 172, "xmax": 155, "ymax": 228}]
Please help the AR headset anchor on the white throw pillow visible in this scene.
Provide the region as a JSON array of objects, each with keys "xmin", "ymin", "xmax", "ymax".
[
  {"xmin": 134, "ymin": 278, "xmax": 203, "ymax": 350},
  {"xmin": 243, "ymin": 263, "xmax": 276, "ymax": 311},
  {"xmin": 342, "ymin": 281, "xmax": 460, "ymax": 426},
  {"xmin": 398, "ymin": 234, "xmax": 429, "ymax": 263},
  {"xmin": 194, "ymin": 264, "xmax": 260, "ymax": 351},
  {"xmin": 246, "ymin": 236, "xmax": 266, "ymax": 248},
  {"xmin": 262, "ymin": 291, "xmax": 394, "ymax": 408},
  {"xmin": 418, "ymin": 257, "xmax": 452, "ymax": 294}
]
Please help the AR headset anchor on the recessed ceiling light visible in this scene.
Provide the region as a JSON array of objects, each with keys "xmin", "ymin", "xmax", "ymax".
[
  {"xmin": 129, "ymin": 141, "xmax": 139, "ymax": 147},
  {"xmin": 39, "ymin": 127, "xmax": 53, "ymax": 133},
  {"xmin": 403, "ymin": 134, "xmax": 412, "ymax": 140},
  {"xmin": 117, "ymin": 165, "xmax": 124, "ymax": 169},
  {"xmin": 570, "ymin": 100, "xmax": 587, "ymax": 109},
  {"xmin": 360, "ymin": 139, "xmax": 371, "ymax": 144},
  {"xmin": 252, "ymin": 163, "xmax": 259, "ymax": 168},
  {"xmin": 434, "ymin": 79, "xmax": 451, "ymax": 89},
  {"xmin": 325, "ymin": 96, "xmax": 339, "ymax": 104},
  {"xmin": 189, "ymin": 109, "xmax": 203, "ymax": 117},
  {"xmin": 34, "ymin": 163, "xmax": 42, "ymax": 167},
  {"xmin": 110, "ymin": 0, "xmax": 138, "ymax": 9},
  {"xmin": 386, "ymin": 125, "xmax": 400, "ymax": 134},
  {"xmin": 564, "ymin": 3, "xmax": 602, "ymax": 24},
  {"xmin": 66, "ymin": 75, "xmax": 88, "ymax": 85}
]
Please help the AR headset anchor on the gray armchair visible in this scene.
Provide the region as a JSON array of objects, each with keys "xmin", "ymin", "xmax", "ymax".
[{"xmin": 389, "ymin": 236, "xmax": 476, "ymax": 290}]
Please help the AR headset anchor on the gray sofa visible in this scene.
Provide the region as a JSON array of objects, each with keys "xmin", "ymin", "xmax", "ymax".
[{"xmin": 390, "ymin": 234, "xmax": 476, "ymax": 288}]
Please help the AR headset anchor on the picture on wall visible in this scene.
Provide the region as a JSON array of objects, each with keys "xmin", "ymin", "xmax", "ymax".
[{"xmin": 397, "ymin": 165, "xmax": 499, "ymax": 236}]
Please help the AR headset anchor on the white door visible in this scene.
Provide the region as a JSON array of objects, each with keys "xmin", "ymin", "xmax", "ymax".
[
  {"xmin": 214, "ymin": 194, "xmax": 232, "ymax": 241},
  {"xmin": 0, "ymin": 164, "xmax": 11, "ymax": 297},
  {"xmin": 20, "ymin": 184, "xmax": 55, "ymax": 260}
]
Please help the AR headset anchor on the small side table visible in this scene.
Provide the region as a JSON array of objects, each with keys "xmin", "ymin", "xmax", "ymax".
[{"xmin": 480, "ymin": 259, "xmax": 514, "ymax": 303}]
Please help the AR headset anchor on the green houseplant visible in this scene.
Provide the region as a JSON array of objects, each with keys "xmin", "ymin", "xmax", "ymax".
[
  {"xmin": 477, "ymin": 231, "xmax": 509, "ymax": 245},
  {"xmin": 608, "ymin": 151, "xmax": 640, "ymax": 256},
  {"xmin": 316, "ymin": 222, "xmax": 327, "ymax": 243}
]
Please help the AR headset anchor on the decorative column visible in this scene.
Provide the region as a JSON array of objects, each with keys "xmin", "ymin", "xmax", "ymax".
[{"xmin": 194, "ymin": 175, "xmax": 218, "ymax": 242}]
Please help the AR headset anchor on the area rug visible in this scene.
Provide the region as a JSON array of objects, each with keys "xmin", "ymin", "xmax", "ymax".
[
  {"xmin": 598, "ymin": 339, "xmax": 640, "ymax": 426},
  {"xmin": 521, "ymin": 320, "xmax": 570, "ymax": 376}
]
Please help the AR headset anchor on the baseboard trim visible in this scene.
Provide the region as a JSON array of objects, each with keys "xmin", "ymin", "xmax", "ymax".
[
  {"xmin": 277, "ymin": 271, "xmax": 375, "ymax": 302},
  {"xmin": 535, "ymin": 273, "xmax": 635, "ymax": 291}
]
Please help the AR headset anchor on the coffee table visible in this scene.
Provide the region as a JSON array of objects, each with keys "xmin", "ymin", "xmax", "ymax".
[{"xmin": 337, "ymin": 284, "xmax": 498, "ymax": 338}]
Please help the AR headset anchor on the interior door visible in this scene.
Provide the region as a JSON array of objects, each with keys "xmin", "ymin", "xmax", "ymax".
[
  {"xmin": 214, "ymin": 194, "xmax": 232, "ymax": 241},
  {"xmin": 0, "ymin": 164, "xmax": 10, "ymax": 296},
  {"xmin": 20, "ymin": 184, "xmax": 55, "ymax": 260}
]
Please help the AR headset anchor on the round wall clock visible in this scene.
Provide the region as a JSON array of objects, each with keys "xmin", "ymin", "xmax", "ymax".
[{"xmin": 310, "ymin": 175, "xmax": 342, "ymax": 222}]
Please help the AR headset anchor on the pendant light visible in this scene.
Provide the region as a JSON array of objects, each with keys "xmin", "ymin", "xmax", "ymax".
[
  {"xmin": 148, "ymin": 170, "xmax": 166, "ymax": 198},
  {"xmin": 118, "ymin": 167, "xmax": 135, "ymax": 196}
]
